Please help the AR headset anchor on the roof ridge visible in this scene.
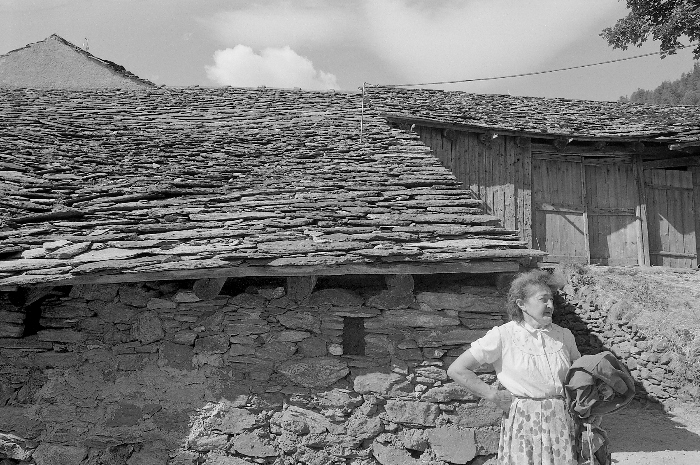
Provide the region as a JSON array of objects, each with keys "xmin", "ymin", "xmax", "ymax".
[{"xmin": 1, "ymin": 34, "xmax": 156, "ymax": 88}]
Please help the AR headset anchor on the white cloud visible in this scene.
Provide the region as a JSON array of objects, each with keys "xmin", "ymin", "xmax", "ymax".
[
  {"xmin": 204, "ymin": 0, "xmax": 625, "ymax": 90},
  {"xmin": 205, "ymin": 45, "xmax": 339, "ymax": 90}
]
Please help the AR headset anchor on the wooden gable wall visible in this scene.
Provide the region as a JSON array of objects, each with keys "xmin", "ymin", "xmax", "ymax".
[
  {"xmin": 413, "ymin": 124, "xmax": 700, "ymax": 268},
  {"xmin": 414, "ymin": 126, "xmax": 532, "ymax": 247}
]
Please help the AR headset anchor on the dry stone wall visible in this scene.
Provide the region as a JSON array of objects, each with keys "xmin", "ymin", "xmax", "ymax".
[
  {"xmin": 553, "ymin": 277, "xmax": 683, "ymax": 403},
  {"xmin": 0, "ymin": 274, "xmax": 508, "ymax": 465}
]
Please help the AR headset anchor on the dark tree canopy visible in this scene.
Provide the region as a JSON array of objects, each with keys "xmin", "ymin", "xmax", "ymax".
[
  {"xmin": 620, "ymin": 63, "xmax": 700, "ymax": 104},
  {"xmin": 601, "ymin": 1, "xmax": 700, "ymax": 59}
]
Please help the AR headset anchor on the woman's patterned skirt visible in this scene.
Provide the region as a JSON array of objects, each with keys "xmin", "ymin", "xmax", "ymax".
[{"xmin": 498, "ymin": 397, "xmax": 577, "ymax": 465}]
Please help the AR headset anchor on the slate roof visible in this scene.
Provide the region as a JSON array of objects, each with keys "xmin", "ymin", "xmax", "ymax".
[
  {"xmin": 0, "ymin": 87, "xmax": 540, "ymax": 288},
  {"xmin": 366, "ymin": 86, "xmax": 700, "ymax": 143},
  {"xmin": 0, "ymin": 34, "xmax": 155, "ymax": 89}
]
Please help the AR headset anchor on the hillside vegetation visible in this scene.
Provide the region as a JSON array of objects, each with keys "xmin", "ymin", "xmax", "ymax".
[{"xmin": 620, "ymin": 63, "xmax": 700, "ymax": 105}]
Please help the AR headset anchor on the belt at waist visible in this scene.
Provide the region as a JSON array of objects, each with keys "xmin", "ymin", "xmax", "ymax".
[{"xmin": 512, "ymin": 394, "xmax": 564, "ymax": 401}]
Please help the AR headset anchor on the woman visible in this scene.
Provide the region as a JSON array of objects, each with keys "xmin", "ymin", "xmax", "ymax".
[{"xmin": 447, "ymin": 269, "xmax": 581, "ymax": 465}]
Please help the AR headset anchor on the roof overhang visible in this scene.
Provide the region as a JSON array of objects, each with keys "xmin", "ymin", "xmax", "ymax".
[
  {"xmin": 0, "ymin": 259, "xmax": 525, "ymax": 291},
  {"xmin": 383, "ymin": 113, "xmax": 677, "ymax": 145}
]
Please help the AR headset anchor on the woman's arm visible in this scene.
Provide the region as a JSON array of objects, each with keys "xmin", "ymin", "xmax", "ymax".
[{"xmin": 447, "ymin": 349, "xmax": 512, "ymax": 412}]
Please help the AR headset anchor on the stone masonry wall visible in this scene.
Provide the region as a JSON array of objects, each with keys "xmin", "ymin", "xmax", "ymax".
[
  {"xmin": 553, "ymin": 274, "xmax": 682, "ymax": 403},
  {"xmin": 0, "ymin": 274, "xmax": 509, "ymax": 465}
]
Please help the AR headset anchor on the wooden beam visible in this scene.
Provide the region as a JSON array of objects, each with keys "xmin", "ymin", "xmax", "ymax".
[
  {"xmin": 580, "ymin": 156, "xmax": 591, "ymax": 265},
  {"xmin": 192, "ymin": 277, "xmax": 227, "ymax": 300},
  {"xmin": 693, "ymin": 167, "xmax": 700, "ymax": 268},
  {"xmin": 633, "ymin": 154, "xmax": 651, "ymax": 266},
  {"xmin": 0, "ymin": 261, "xmax": 522, "ymax": 290},
  {"xmin": 643, "ymin": 156, "xmax": 700, "ymax": 169}
]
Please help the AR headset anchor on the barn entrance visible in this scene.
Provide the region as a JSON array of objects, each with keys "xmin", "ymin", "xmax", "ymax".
[{"xmin": 532, "ymin": 155, "xmax": 645, "ymax": 266}]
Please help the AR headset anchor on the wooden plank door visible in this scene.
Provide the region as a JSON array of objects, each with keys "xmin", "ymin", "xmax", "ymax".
[
  {"xmin": 644, "ymin": 168, "xmax": 697, "ymax": 267},
  {"xmin": 584, "ymin": 160, "xmax": 641, "ymax": 265},
  {"xmin": 532, "ymin": 156, "xmax": 588, "ymax": 263}
]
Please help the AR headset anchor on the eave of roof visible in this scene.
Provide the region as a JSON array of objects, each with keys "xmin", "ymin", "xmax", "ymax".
[
  {"xmin": 367, "ymin": 86, "xmax": 700, "ymax": 144},
  {"xmin": 0, "ymin": 87, "xmax": 542, "ymax": 289}
]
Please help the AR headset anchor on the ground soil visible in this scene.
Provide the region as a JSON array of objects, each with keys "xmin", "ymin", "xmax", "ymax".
[{"xmin": 604, "ymin": 400, "xmax": 700, "ymax": 464}]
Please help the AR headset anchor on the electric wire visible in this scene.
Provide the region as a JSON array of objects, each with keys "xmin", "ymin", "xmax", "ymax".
[{"xmin": 372, "ymin": 43, "xmax": 699, "ymax": 88}]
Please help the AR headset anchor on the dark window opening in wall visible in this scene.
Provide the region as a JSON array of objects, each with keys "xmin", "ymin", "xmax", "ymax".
[
  {"xmin": 22, "ymin": 301, "xmax": 43, "ymax": 337},
  {"xmin": 342, "ymin": 317, "xmax": 366, "ymax": 356}
]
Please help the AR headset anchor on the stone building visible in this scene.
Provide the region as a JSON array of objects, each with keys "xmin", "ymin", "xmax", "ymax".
[
  {"xmin": 0, "ymin": 34, "xmax": 155, "ymax": 89},
  {"xmin": 0, "ymin": 87, "xmax": 542, "ymax": 464}
]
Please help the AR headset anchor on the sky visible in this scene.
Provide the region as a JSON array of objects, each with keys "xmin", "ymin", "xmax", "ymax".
[{"xmin": 1, "ymin": 0, "xmax": 698, "ymax": 101}]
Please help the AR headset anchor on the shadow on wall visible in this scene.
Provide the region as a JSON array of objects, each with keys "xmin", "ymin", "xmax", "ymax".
[{"xmin": 552, "ymin": 284, "xmax": 700, "ymax": 456}]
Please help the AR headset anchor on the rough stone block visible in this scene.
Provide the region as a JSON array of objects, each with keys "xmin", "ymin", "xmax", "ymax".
[
  {"xmin": 427, "ymin": 426, "xmax": 476, "ymax": 464},
  {"xmin": 36, "ymin": 329, "xmax": 85, "ymax": 344},
  {"xmin": 119, "ymin": 285, "xmax": 152, "ymax": 307},
  {"xmin": 255, "ymin": 341, "xmax": 297, "ymax": 360},
  {"xmin": 277, "ymin": 357, "xmax": 349, "ymax": 388},
  {"xmin": 372, "ymin": 441, "xmax": 421, "ymax": 465},
  {"xmin": 95, "ymin": 301, "xmax": 137, "ymax": 323},
  {"xmin": 417, "ymin": 292, "xmax": 504, "ymax": 313},
  {"xmin": 0, "ymin": 433, "xmax": 34, "ymax": 460},
  {"xmin": 443, "ymin": 401, "xmax": 502, "ymax": 428},
  {"xmin": 353, "ymin": 371, "xmax": 412, "ymax": 395},
  {"xmin": 277, "ymin": 312, "xmax": 321, "ymax": 333},
  {"xmin": 208, "ymin": 405, "xmax": 257, "ymax": 434},
  {"xmin": 366, "ymin": 310, "xmax": 459, "ymax": 329},
  {"xmin": 70, "ymin": 283, "xmax": 119, "ymax": 301},
  {"xmin": 286, "ymin": 276, "xmax": 317, "ymax": 302},
  {"xmin": 276, "ymin": 330, "xmax": 311, "ymax": 342},
  {"xmin": 298, "ymin": 336, "xmax": 327, "ymax": 357},
  {"xmin": 195, "ymin": 335, "xmax": 230, "ymax": 354},
  {"xmin": 131, "ymin": 312, "xmax": 164, "ymax": 344},
  {"xmin": 227, "ymin": 293, "xmax": 266, "ymax": 309},
  {"xmin": 308, "ymin": 288, "xmax": 364, "ymax": 307},
  {"xmin": 159, "ymin": 342, "xmax": 194, "ymax": 370},
  {"xmin": 415, "ymin": 328, "xmax": 487, "ymax": 347},
  {"xmin": 32, "ymin": 444, "xmax": 88, "ymax": 465},
  {"xmin": 232, "ymin": 432, "xmax": 277, "ymax": 457},
  {"xmin": 147, "ymin": 298, "xmax": 177, "ymax": 310},
  {"xmin": 421, "ymin": 383, "xmax": 475, "ymax": 402},
  {"xmin": 383, "ymin": 400, "xmax": 440, "ymax": 426},
  {"xmin": 366, "ymin": 291, "xmax": 415, "ymax": 310}
]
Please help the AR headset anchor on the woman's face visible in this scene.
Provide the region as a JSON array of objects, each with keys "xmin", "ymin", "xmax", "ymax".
[{"xmin": 517, "ymin": 284, "xmax": 554, "ymax": 328}]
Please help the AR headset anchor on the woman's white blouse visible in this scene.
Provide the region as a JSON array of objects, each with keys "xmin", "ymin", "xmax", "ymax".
[{"xmin": 469, "ymin": 321, "xmax": 581, "ymax": 398}]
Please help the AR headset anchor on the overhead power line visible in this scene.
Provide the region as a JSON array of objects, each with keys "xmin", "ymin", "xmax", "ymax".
[{"xmin": 376, "ymin": 43, "xmax": 699, "ymax": 88}]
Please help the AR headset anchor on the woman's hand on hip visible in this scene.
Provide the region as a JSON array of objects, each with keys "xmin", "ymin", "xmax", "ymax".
[{"xmin": 487, "ymin": 389, "xmax": 513, "ymax": 412}]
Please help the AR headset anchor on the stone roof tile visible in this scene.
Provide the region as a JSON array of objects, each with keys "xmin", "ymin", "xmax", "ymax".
[{"xmin": 0, "ymin": 87, "xmax": 540, "ymax": 287}]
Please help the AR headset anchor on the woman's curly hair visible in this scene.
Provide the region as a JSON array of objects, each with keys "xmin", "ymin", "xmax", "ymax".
[{"xmin": 505, "ymin": 269, "xmax": 564, "ymax": 322}]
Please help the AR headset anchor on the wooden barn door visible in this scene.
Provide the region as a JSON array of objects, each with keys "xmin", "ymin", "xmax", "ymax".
[
  {"xmin": 533, "ymin": 155, "xmax": 645, "ymax": 265},
  {"xmin": 644, "ymin": 169, "xmax": 697, "ymax": 267},
  {"xmin": 532, "ymin": 156, "xmax": 588, "ymax": 263},
  {"xmin": 584, "ymin": 160, "xmax": 641, "ymax": 265}
]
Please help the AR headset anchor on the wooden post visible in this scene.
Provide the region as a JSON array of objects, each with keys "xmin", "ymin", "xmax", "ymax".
[
  {"xmin": 580, "ymin": 157, "xmax": 591, "ymax": 264},
  {"xmin": 633, "ymin": 154, "xmax": 651, "ymax": 266},
  {"xmin": 693, "ymin": 166, "xmax": 700, "ymax": 267}
]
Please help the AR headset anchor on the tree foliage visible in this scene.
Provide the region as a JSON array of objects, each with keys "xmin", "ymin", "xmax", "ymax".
[
  {"xmin": 620, "ymin": 63, "xmax": 700, "ymax": 104},
  {"xmin": 601, "ymin": 1, "xmax": 700, "ymax": 59}
]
